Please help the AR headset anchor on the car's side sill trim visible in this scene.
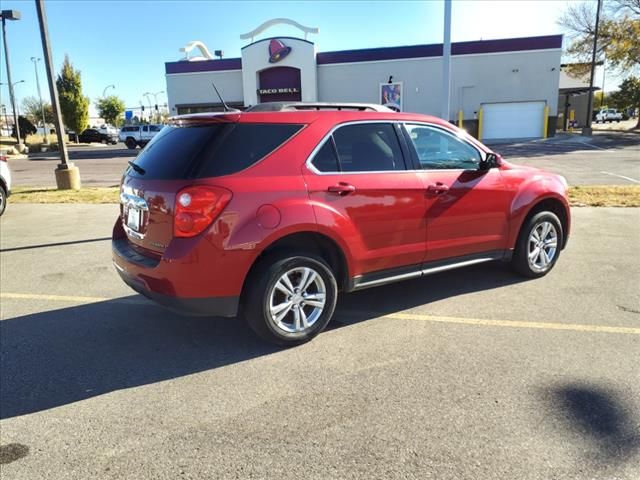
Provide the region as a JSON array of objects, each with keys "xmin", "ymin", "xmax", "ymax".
[
  {"xmin": 421, "ymin": 256, "xmax": 496, "ymax": 276},
  {"xmin": 353, "ymin": 270, "xmax": 423, "ymax": 290},
  {"xmin": 350, "ymin": 250, "xmax": 505, "ymax": 291}
]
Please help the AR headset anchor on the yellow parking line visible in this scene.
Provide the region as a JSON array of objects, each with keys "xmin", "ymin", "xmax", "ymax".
[
  {"xmin": 1, "ymin": 292, "xmax": 109, "ymax": 303},
  {"xmin": 2, "ymin": 292, "xmax": 639, "ymax": 335},
  {"xmin": 384, "ymin": 312, "xmax": 640, "ymax": 335},
  {"xmin": 0, "ymin": 292, "xmax": 146, "ymax": 305}
]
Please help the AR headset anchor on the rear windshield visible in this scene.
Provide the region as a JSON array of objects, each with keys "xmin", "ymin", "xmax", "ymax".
[{"xmin": 127, "ymin": 123, "xmax": 303, "ymax": 179}]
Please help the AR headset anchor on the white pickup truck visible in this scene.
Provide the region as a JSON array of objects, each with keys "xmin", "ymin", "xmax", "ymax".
[
  {"xmin": 594, "ymin": 109, "xmax": 623, "ymax": 123},
  {"xmin": 119, "ymin": 124, "xmax": 163, "ymax": 149}
]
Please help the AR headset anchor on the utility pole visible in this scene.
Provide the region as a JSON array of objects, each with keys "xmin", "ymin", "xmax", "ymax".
[
  {"xmin": 35, "ymin": 0, "xmax": 81, "ymax": 189},
  {"xmin": 31, "ymin": 57, "xmax": 49, "ymax": 144},
  {"xmin": 441, "ymin": 0, "xmax": 452, "ymax": 122},
  {"xmin": 583, "ymin": 0, "xmax": 602, "ymax": 137},
  {"xmin": 1, "ymin": 9, "xmax": 24, "ymax": 151}
]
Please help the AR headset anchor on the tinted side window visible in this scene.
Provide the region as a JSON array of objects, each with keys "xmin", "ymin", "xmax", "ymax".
[
  {"xmin": 311, "ymin": 140, "xmax": 339, "ymax": 172},
  {"xmin": 405, "ymin": 124, "xmax": 481, "ymax": 170},
  {"xmin": 142, "ymin": 126, "xmax": 149, "ymax": 132},
  {"xmin": 332, "ymin": 123, "xmax": 405, "ymax": 172},
  {"xmin": 128, "ymin": 124, "xmax": 303, "ymax": 180},
  {"xmin": 150, "ymin": 125, "xmax": 162, "ymax": 132},
  {"xmin": 197, "ymin": 124, "xmax": 302, "ymax": 177}
]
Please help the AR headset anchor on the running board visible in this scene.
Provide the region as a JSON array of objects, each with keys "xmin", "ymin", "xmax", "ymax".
[{"xmin": 350, "ymin": 251, "xmax": 507, "ymax": 291}]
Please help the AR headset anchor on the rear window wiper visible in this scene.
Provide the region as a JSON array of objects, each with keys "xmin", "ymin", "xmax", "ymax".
[{"xmin": 128, "ymin": 161, "xmax": 146, "ymax": 175}]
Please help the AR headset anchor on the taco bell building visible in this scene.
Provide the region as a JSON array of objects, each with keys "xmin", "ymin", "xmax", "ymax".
[{"xmin": 165, "ymin": 19, "xmax": 563, "ymax": 141}]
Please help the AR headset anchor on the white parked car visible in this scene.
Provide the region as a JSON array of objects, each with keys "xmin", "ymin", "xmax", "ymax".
[
  {"xmin": 97, "ymin": 124, "xmax": 118, "ymax": 136},
  {"xmin": 118, "ymin": 124, "xmax": 163, "ymax": 149},
  {"xmin": 0, "ymin": 155, "xmax": 12, "ymax": 216},
  {"xmin": 595, "ymin": 109, "xmax": 623, "ymax": 123}
]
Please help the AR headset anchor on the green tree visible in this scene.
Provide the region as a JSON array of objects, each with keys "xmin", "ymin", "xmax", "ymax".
[
  {"xmin": 608, "ymin": 76, "xmax": 640, "ymax": 127},
  {"xmin": 559, "ymin": 0, "xmax": 640, "ymax": 77},
  {"xmin": 56, "ymin": 55, "xmax": 89, "ymax": 142},
  {"xmin": 21, "ymin": 96, "xmax": 54, "ymax": 126},
  {"xmin": 96, "ymin": 95, "xmax": 125, "ymax": 127}
]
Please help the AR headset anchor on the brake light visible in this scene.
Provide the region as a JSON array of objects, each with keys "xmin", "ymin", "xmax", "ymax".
[
  {"xmin": 0, "ymin": 156, "xmax": 7, "ymax": 163},
  {"xmin": 174, "ymin": 186, "xmax": 232, "ymax": 238}
]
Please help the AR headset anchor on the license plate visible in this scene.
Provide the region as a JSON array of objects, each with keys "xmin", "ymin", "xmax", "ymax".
[{"xmin": 126, "ymin": 207, "xmax": 142, "ymax": 231}]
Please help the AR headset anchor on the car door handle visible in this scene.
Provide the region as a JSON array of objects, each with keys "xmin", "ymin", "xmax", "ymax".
[
  {"xmin": 427, "ymin": 183, "xmax": 449, "ymax": 194},
  {"xmin": 327, "ymin": 182, "xmax": 356, "ymax": 196}
]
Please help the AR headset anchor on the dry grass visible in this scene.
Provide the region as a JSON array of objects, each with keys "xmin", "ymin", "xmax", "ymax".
[
  {"xmin": 10, "ymin": 186, "xmax": 119, "ymax": 204},
  {"xmin": 569, "ymin": 185, "xmax": 640, "ymax": 207},
  {"xmin": 8, "ymin": 185, "xmax": 640, "ymax": 207}
]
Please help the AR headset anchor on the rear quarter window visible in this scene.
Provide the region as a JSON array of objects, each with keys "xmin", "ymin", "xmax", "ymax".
[{"xmin": 127, "ymin": 123, "xmax": 303, "ymax": 180}]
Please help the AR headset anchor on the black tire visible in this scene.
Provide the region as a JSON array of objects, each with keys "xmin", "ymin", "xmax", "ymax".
[
  {"xmin": 0, "ymin": 185, "xmax": 6, "ymax": 216},
  {"xmin": 242, "ymin": 252, "xmax": 338, "ymax": 346},
  {"xmin": 125, "ymin": 138, "xmax": 136, "ymax": 149},
  {"xmin": 512, "ymin": 211, "xmax": 563, "ymax": 278}
]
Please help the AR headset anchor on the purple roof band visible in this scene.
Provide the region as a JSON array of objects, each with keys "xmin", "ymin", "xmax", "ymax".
[
  {"xmin": 165, "ymin": 34, "xmax": 562, "ymax": 74},
  {"xmin": 317, "ymin": 35, "xmax": 563, "ymax": 65},
  {"xmin": 166, "ymin": 58, "xmax": 242, "ymax": 74}
]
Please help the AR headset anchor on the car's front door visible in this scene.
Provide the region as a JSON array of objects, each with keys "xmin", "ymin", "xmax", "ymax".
[
  {"xmin": 403, "ymin": 123, "xmax": 510, "ymax": 263},
  {"xmin": 303, "ymin": 122, "xmax": 427, "ymax": 277}
]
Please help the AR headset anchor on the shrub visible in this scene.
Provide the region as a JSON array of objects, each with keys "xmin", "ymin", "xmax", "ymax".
[{"xmin": 25, "ymin": 134, "xmax": 62, "ymax": 152}]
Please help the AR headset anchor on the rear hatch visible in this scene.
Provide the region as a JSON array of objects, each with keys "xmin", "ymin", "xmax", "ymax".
[{"xmin": 120, "ymin": 117, "xmax": 304, "ymax": 255}]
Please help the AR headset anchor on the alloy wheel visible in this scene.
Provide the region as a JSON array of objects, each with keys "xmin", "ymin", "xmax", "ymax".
[
  {"xmin": 268, "ymin": 267, "xmax": 327, "ymax": 334},
  {"xmin": 527, "ymin": 221, "xmax": 558, "ymax": 272}
]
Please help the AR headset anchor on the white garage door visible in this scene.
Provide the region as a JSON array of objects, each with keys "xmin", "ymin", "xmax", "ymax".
[{"xmin": 482, "ymin": 101, "xmax": 545, "ymax": 140}]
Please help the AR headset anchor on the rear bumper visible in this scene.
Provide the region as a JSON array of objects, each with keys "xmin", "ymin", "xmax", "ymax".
[
  {"xmin": 114, "ymin": 262, "xmax": 239, "ymax": 317},
  {"xmin": 112, "ymin": 236, "xmax": 240, "ymax": 317}
]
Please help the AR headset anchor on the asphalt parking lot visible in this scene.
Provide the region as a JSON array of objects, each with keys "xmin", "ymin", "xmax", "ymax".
[
  {"xmin": 7, "ymin": 130, "xmax": 640, "ymax": 188},
  {"xmin": 1, "ymin": 204, "xmax": 639, "ymax": 479}
]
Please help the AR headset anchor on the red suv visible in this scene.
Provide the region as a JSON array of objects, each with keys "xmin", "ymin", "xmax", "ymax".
[{"xmin": 113, "ymin": 103, "xmax": 570, "ymax": 345}]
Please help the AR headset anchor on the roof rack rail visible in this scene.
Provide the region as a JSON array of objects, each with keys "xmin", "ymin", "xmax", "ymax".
[{"xmin": 245, "ymin": 102, "xmax": 394, "ymax": 113}]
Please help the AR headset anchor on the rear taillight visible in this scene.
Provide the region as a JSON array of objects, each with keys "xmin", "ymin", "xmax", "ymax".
[
  {"xmin": 174, "ymin": 186, "xmax": 232, "ymax": 238},
  {"xmin": 0, "ymin": 156, "xmax": 7, "ymax": 163}
]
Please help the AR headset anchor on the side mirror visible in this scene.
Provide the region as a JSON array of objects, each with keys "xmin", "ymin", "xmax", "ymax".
[{"xmin": 479, "ymin": 152, "xmax": 499, "ymax": 171}]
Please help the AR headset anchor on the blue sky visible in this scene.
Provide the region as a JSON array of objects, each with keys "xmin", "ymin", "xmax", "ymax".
[{"xmin": 1, "ymin": 0, "xmax": 604, "ymax": 117}]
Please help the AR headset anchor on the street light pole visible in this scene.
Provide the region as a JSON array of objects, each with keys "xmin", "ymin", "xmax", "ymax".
[
  {"xmin": 1, "ymin": 10, "xmax": 24, "ymax": 150},
  {"xmin": 35, "ymin": 0, "xmax": 81, "ymax": 190},
  {"xmin": 102, "ymin": 84, "xmax": 115, "ymax": 97},
  {"xmin": 151, "ymin": 90, "xmax": 164, "ymax": 123},
  {"xmin": 31, "ymin": 57, "xmax": 49, "ymax": 144},
  {"xmin": 143, "ymin": 93, "xmax": 154, "ymax": 123}
]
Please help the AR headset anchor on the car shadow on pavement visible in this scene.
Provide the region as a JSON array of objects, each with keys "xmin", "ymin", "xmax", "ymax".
[
  {"xmin": 332, "ymin": 262, "xmax": 525, "ymax": 326},
  {"xmin": 541, "ymin": 382, "xmax": 640, "ymax": 465},
  {"xmin": 0, "ymin": 299, "xmax": 278, "ymax": 420},
  {"xmin": 1, "ymin": 262, "xmax": 524, "ymax": 420}
]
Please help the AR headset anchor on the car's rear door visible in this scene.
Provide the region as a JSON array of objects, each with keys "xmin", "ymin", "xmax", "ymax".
[
  {"xmin": 402, "ymin": 123, "xmax": 510, "ymax": 263},
  {"xmin": 303, "ymin": 122, "xmax": 427, "ymax": 277}
]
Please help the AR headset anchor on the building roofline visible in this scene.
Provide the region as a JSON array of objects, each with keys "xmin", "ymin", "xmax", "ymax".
[{"xmin": 165, "ymin": 34, "xmax": 563, "ymax": 74}]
